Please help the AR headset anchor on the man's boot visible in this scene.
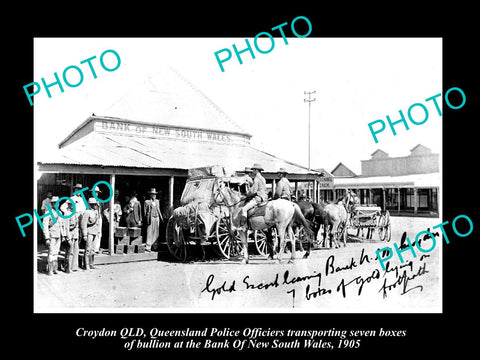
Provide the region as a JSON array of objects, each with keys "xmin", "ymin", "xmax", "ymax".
[
  {"xmin": 47, "ymin": 261, "xmax": 53, "ymax": 276},
  {"xmin": 52, "ymin": 260, "xmax": 58, "ymax": 274},
  {"xmin": 65, "ymin": 254, "xmax": 72, "ymax": 274},
  {"xmin": 89, "ymin": 254, "xmax": 96, "ymax": 269},
  {"xmin": 83, "ymin": 253, "xmax": 89, "ymax": 270}
]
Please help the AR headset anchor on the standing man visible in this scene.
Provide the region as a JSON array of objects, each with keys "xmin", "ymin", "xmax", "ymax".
[
  {"xmin": 103, "ymin": 189, "xmax": 122, "ymax": 230},
  {"xmin": 71, "ymin": 183, "xmax": 87, "ymax": 215},
  {"xmin": 273, "ymin": 168, "xmax": 292, "ymax": 200},
  {"xmin": 42, "ymin": 196, "xmax": 61, "ymax": 275},
  {"xmin": 80, "ymin": 198, "xmax": 101, "ymax": 270},
  {"xmin": 125, "ymin": 190, "xmax": 142, "ymax": 228},
  {"xmin": 241, "ymin": 163, "xmax": 268, "ymax": 225},
  {"xmin": 91, "ymin": 185, "xmax": 103, "ymax": 254},
  {"xmin": 41, "ymin": 191, "xmax": 53, "ymax": 214},
  {"xmin": 144, "ymin": 188, "xmax": 163, "ymax": 252},
  {"xmin": 60, "ymin": 201, "xmax": 80, "ymax": 273}
]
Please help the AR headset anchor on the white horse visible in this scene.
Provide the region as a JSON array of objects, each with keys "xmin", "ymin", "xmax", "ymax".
[
  {"xmin": 324, "ymin": 190, "xmax": 357, "ymax": 247},
  {"xmin": 214, "ymin": 184, "xmax": 314, "ymax": 263}
]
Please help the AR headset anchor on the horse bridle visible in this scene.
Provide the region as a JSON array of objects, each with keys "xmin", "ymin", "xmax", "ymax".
[{"xmin": 213, "ymin": 186, "xmax": 244, "ymax": 208}]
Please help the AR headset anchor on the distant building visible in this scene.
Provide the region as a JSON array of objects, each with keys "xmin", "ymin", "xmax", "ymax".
[
  {"xmin": 332, "ymin": 144, "xmax": 440, "ymax": 217},
  {"xmin": 331, "ymin": 162, "xmax": 357, "ymax": 178},
  {"xmin": 361, "ymin": 144, "xmax": 439, "ymax": 177}
]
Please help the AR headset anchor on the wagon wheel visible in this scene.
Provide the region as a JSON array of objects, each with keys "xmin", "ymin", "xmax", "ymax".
[
  {"xmin": 254, "ymin": 227, "xmax": 278, "ymax": 256},
  {"xmin": 165, "ymin": 216, "xmax": 188, "ymax": 262},
  {"xmin": 378, "ymin": 211, "xmax": 392, "ymax": 241},
  {"xmin": 215, "ymin": 215, "xmax": 243, "ymax": 259}
]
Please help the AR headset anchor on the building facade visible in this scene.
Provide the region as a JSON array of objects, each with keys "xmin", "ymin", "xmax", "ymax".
[
  {"xmin": 331, "ymin": 145, "xmax": 440, "ymax": 217},
  {"xmin": 37, "ymin": 67, "xmax": 329, "ymax": 257}
]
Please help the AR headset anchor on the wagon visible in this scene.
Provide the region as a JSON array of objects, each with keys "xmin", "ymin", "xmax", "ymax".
[
  {"xmin": 165, "ymin": 165, "xmax": 248, "ymax": 261},
  {"xmin": 347, "ymin": 204, "xmax": 391, "ymax": 241}
]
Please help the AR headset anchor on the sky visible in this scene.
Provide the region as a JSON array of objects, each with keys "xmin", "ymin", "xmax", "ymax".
[{"xmin": 34, "ymin": 37, "xmax": 442, "ymax": 175}]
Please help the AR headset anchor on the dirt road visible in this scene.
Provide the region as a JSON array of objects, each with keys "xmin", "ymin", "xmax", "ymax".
[{"xmin": 35, "ymin": 216, "xmax": 442, "ymax": 312}]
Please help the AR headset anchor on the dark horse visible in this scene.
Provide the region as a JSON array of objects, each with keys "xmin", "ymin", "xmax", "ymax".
[{"xmin": 293, "ymin": 200, "xmax": 329, "ymax": 258}]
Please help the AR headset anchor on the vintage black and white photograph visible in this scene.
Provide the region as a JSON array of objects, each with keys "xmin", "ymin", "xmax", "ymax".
[{"xmin": 33, "ymin": 37, "xmax": 442, "ymax": 313}]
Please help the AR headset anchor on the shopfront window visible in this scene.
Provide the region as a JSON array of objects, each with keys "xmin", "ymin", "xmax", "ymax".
[{"xmin": 385, "ymin": 188, "xmax": 398, "ymax": 211}]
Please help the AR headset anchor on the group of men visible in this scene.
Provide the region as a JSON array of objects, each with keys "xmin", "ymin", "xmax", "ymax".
[
  {"xmin": 40, "ymin": 184, "xmax": 165, "ymax": 276},
  {"xmin": 241, "ymin": 163, "xmax": 292, "ymax": 223},
  {"xmin": 40, "ymin": 184, "xmax": 103, "ymax": 275}
]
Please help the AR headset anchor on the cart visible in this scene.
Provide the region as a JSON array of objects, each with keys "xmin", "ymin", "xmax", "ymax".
[
  {"xmin": 347, "ymin": 204, "xmax": 391, "ymax": 241},
  {"xmin": 165, "ymin": 165, "xmax": 247, "ymax": 261}
]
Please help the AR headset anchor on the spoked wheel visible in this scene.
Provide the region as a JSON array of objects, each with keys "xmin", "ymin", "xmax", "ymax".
[
  {"xmin": 254, "ymin": 227, "xmax": 278, "ymax": 256},
  {"xmin": 378, "ymin": 211, "xmax": 392, "ymax": 241},
  {"xmin": 165, "ymin": 216, "xmax": 188, "ymax": 262},
  {"xmin": 215, "ymin": 216, "xmax": 243, "ymax": 259}
]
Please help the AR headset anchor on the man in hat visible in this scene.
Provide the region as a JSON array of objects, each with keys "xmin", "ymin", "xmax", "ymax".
[
  {"xmin": 125, "ymin": 190, "xmax": 142, "ymax": 228},
  {"xmin": 144, "ymin": 188, "xmax": 163, "ymax": 251},
  {"xmin": 71, "ymin": 183, "xmax": 87, "ymax": 214},
  {"xmin": 80, "ymin": 198, "xmax": 101, "ymax": 270},
  {"xmin": 244, "ymin": 167, "xmax": 254, "ymax": 186},
  {"xmin": 42, "ymin": 196, "xmax": 61, "ymax": 275},
  {"xmin": 41, "ymin": 191, "xmax": 53, "ymax": 214},
  {"xmin": 59, "ymin": 201, "xmax": 80, "ymax": 273},
  {"xmin": 241, "ymin": 163, "xmax": 268, "ymax": 225},
  {"xmin": 273, "ymin": 168, "xmax": 292, "ymax": 200}
]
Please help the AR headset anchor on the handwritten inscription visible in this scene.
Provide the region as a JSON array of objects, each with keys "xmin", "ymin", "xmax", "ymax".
[{"xmin": 200, "ymin": 245, "xmax": 432, "ymax": 303}]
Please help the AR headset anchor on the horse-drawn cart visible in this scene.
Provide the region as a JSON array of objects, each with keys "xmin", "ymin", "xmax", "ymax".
[
  {"xmin": 347, "ymin": 204, "xmax": 391, "ymax": 241},
  {"xmin": 165, "ymin": 166, "xmax": 247, "ymax": 261}
]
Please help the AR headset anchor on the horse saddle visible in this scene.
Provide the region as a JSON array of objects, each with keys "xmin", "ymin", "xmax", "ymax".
[{"xmin": 247, "ymin": 201, "xmax": 268, "ymax": 218}]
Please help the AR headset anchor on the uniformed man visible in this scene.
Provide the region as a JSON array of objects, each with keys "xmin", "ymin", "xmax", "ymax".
[
  {"xmin": 273, "ymin": 167, "xmax": 292, "ymax": 200},
  {"xmin": 144, "ymin": 188, "xmax": 163, "ymax": 252},
  {"xmin": 80, "ymin": 198, "xmax": 101, "ymax": 270},
  {"xmin": 42, "ymin": 196, "xmax": 61, "ymax": 275},
  {"xmin": 241, "ymin": 163, "xmax": 268, "ymax": 225},
  {"xmin": 61, "ymin": 201, "xmax": 80, "ymax": 273}
]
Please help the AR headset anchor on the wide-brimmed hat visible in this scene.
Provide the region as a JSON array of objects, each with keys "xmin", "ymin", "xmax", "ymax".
[
  {"xmin": 244, "ymin": 167, "xmax": 252, "ymax": 173},
  {"xmin": 49, "ymin": 196, "xmax": 59, "ymax": 203},
  {"xmin": 88, "ymin": 197, "xmax": 98, "ymax": 205},
  {"xmin": 148, "ymin": 188, "xmax": 157, "ymax": 194},
  {"xmin": 73, "ymin": 183, "xmax": 83, "ymax": 189},
  {"xmin": 277, "ymin": 167, "xmax": 288, "ymax": 174},
  {"xmin": 92, "ymin": 186, "xmax": 101, "ymax": 193},
  {"xmin": 251, "ymin": 163, "xmax": 264, "ymax": 171}
]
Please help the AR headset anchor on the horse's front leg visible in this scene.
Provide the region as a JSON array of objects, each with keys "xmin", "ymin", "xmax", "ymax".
[
  {"xmin": 288, "ymin": 226, "xmax": 296, "ymax": 263},
  {"xmin": 239, "ymin": 231, "xmax": 249, "ymax": 264},
  {"xmin": 276, "ymin": 227, "xmax": 286, "ymax": 263}
]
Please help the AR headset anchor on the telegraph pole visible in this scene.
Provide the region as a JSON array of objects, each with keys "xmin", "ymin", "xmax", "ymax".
[{"xmin": 304, "ymin": 90, "xmax": 316, "ymax": 171}]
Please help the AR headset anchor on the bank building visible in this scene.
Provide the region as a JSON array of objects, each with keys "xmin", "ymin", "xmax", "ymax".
[{"xmin": 36, "ymin": 67, "xmax": 331, "ymax": 262}]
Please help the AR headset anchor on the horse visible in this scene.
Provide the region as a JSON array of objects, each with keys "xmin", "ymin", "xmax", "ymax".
[
  {"xmin": 324, "ymin": 190, "xmax": 358, "ymax": 247},
  {"xmin": 294, "ymin": 200, "xmax": 329, "ymax": 257},
  {"xmin": 214, "ymin": 183, "xmax": 314, "ymax": 263}
]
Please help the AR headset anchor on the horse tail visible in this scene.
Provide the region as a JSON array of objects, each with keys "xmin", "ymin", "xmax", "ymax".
[{"xmin": 292, "ymin": 203, "xmax": 314, "ymax": 237}]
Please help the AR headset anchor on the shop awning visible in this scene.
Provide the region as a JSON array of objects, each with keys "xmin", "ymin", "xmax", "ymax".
[{"xmin": 333, "ymin": 172, "xmax": 441, "ymax": 188}]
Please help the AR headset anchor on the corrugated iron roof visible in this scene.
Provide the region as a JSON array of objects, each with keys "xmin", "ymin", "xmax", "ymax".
[{"xmin": 39, "ymin": 132, "xmax": 316, "ymax": 174}]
